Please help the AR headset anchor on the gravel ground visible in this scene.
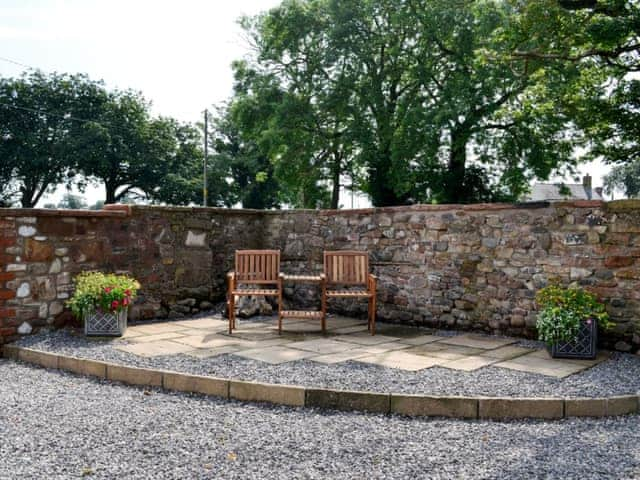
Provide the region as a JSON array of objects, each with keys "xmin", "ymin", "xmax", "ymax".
[
  {"xmin": 15, "ymin": 327, "xmax": 640, "ymax": 398},
  {"xmin": 1, "ymin": 359, "xmax": 639, "ymax": 480}
]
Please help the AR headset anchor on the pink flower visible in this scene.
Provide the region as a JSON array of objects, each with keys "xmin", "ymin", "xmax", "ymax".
[
  {"xmin": 124, "ymin": 289, "xmax": 132, "ymax": 297},
  {"xmin": 104, "ymin": 287, "xmax": 113, "ymax": 293},
  {"xmin": 111, "ymin": 300, "xmax": 119, "ymax": 310},
  {"xmin": 122, "ymin": 297, "xmax": 129, "ymax": 306}
]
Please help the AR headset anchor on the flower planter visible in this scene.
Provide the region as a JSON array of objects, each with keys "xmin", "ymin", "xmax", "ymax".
[
  {"xmin": 549, "ymin": 319, "xmax": 597, "ymax": 360},
  {"xmin": 84, "ymin": 309, "xmax": 128, "ymax": 337}
]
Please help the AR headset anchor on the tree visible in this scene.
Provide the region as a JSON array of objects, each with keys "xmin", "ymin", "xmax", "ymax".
[
  {"xmin": 236, "ymin": 0, "xmax": 585, "ymax": 206},
  {"xmin": 77, "ymin": 92, "xmax": 208, "ymax": 205},
  {"xmin": 0, "ymin": 72, "xmax": 108, "ymax": 207},
  {"xmin": 510, "ymin": 1, "xmax": 640, "ymax": 166},
  {"xmin": 604, "ymin": 159, "xmax": 640, "ymax": 198},
  {"xmin": 210, "ymin": 105, "xmax": 281, "ymax": 209}
]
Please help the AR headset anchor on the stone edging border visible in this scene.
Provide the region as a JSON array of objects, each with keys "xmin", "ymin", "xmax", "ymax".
[{"xmin": 3, "ymin": 344, "xmax": 639, "ymax": 420}]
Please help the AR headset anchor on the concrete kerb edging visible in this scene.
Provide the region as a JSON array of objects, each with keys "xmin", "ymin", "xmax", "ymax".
[{"xmin": 3, "ymin": 345, "xmax": 639, "ymax": 420}]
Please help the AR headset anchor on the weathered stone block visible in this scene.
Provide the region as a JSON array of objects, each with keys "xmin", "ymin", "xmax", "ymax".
[
  {"xmin": 390, "ymin": 395, "xmax": 477, "ymax": 418},
  {"xmin": 479, "ymin": 397, "xmax": 563, "ymax": 419},
  {"xmin": 107, "ymin": 364, "xmax": 163, "ymax": 387},
  {"xmin": 82, "ymin": 359, "xmax": 107, "ymax": 378},
  {"xmin": 24, "ymin": 238, "xmax": 54, "ymax": 262},
  {"xmin": 163, "ymin": 372, "xmax": 229, "ymax": 398},
  {"xmin": 306, "ymin": 388, "xmax": 390, "ymax": 413},
  {"xmin": 230, "ymin": 380, "xmax": 305, "ymax": 406},
  {"xmin": 564, "ymin": 398, "xmax": 607, "ymax": 417},
  {"xmin": 18, "ymin": 348, "xmax": 59, "ymax": 369},
  {"xmin": 607, "ymin": 395, "xmax": 638, "ymax": 416}
]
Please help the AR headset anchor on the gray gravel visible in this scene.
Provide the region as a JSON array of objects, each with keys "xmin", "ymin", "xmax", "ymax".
[
  {"xmin": 1, "ymin": 359, "xmax": 639, "ymax": 480},
  {"xmin": 15, "ymin": 327, "xmax": 640, "ymax": 398}
]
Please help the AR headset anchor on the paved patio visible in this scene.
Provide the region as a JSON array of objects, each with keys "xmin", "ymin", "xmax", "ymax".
[{"xmin": 115, "ymin": 316, "xmax": 608, "ymax": 378}]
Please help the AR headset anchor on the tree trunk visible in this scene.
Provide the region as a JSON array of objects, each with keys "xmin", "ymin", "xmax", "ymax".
[
  {"xmin": 443, "ymin": 128, "xmax": 468, "ymax": 204},
  {"xmin": 330, "ymin": 153, "xmax": 341, "ymax": 210},
  {"xmin": 105, "ymin": 182, "xmax": 117, "ymax": 204}
]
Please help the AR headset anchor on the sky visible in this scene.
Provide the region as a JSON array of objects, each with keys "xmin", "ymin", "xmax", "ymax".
[{"xmin": 0, "ymin": 0, "xmax": 613, "ymax": 207}]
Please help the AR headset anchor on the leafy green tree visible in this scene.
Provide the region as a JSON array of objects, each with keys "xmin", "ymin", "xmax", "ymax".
[
  {"xmin": 236, "ymin": 0, "xmax": 585, "ymax": 206},
  {"xmin": 604, "ymin": 159, "xmax": 640, "ymax": 198},
  {"xmin": 77, "ymin": 93, "xmax": 209, "ymax": 206},
  {"xmin": 210, "ymin": 105, "xmax": 281, "ymax": 209},
  {"xmin": 510, "ymin": 0, "xmax": 640, "ymax": 166},
  {"xmin": 0, "ymin": 72, "xmax": 108, "ymax": 207}
]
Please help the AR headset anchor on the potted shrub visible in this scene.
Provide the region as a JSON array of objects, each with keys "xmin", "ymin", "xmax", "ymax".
[
  {"xmin": 535, "ymin": 284, "xmax": 611, "ymax": 359},
  {"xmin": 68, "ymin": 272, "xmax": 140, "ymax": 336}
]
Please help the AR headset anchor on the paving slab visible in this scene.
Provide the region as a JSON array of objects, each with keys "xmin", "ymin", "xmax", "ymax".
[
  {"xmin": 374, "ymin": 325, "xmax": 428, "ymax": 338},
  {"xmin": 505, "ymin": 351, "xmax": 595, "ymax": 372},
  {"xmin": 324, "ymin": 316, "xmax": 368, "ymax": 329},
  {"xmin": 128, "ymin": 332, "xmax": 186, "ymax": 343},
  {"xmin": 184, "ymin": 346, "xmax": 241, "ymax": 358},
  {"xmin": 528, "ymin": 348, "xmax": 610, "ymax": 367},
  {"xmin": 357, "ymin": 342, "xmax": 413, "ymax": 354},
  {"xmin": 120, "ymin": 329, "xmax": 146, "ymax": 339},
  {"xmin": 308, "ymin": 349, "xmax": 372, "ymax": 364},
  {"xmin": 171, "ymin": 335, "xmax": 242, "ymax": 349},
  {"xmin": 115, "ymin": 340, "xmax": 195, "ymax": 357},
  {"xmin": 440, "ymin": 355, "xmax": 500, "ymax": 372},
  {"xmin": 172, "ymin": 318, "xmax": 231, "ymax": 330},
  {"xmin": 493, "ymin": 360, "xmax": 585, "ymax": 378},
  {"xmin": 335, "ymin": 333, "xmax": 401, "ymax": 346},
  {"xmin": 438, "ymin": 334, "xmax": 517, "ymax": 350},
  {"xmin": 277, "ymin": 322, "xmax": 327, "ymax": 334},
  {"xmin": 233, "ymin": 346, "xmax": 318, "ymax": 364},
  {"xmin": 356, "ymin": 351, "xmax": 444, "ymax": 371},
  {"xmin": 482, "ymin": 345, "xmax": 533, "ymax": 360},
  {"xmin": 331, "ymin": 325, "xmax": 369, "ymax": 334},
  {"xmin": 397, "ymin": 335, "xmax": 443, "ymax": 346},
  {"xmin": 406, "ymin": 344, "xmax": 484, "ymax": 360},
  {"xmin": 288, "ymin": 339, "xmax": 354, "ymax": 354},
  {"xmin": 127, "ymin": 323, "xmax": 188, "ymax": 335}
]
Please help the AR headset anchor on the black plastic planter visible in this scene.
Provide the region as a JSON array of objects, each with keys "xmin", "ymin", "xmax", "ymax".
[{"xmin": 549, "ymin": 319, "xmax": 598, "ymax": 360}]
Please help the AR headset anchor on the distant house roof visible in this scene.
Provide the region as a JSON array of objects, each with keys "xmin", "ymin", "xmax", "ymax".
[
  {"xmin": 523, "ymin": 175, "xmax": 604, "ymax": 202},
  {"xmin": 523, "ymin": 182, "xmax": 604, "ymax": 202}
]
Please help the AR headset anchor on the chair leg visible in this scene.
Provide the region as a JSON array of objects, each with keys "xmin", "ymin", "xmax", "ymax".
[
  {"xmin": 228, "ymin": 296, "xmax": 235, "ymax": 334},
  {"xmin": 370, "ymin": 294, "xmax": 376, "ymax": 336},
  {"xmin": 321, "ymin": 279, "xmax": 327, "ymax": 334}
]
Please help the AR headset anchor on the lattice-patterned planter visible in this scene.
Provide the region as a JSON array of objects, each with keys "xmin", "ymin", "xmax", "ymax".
[
  {"xmin": 549, "ymin": 319, "xmax": 597, "ymax": 360},
  {"xmin": 84, "ymin": 309, "xmax": 127, "ymax": 336}
]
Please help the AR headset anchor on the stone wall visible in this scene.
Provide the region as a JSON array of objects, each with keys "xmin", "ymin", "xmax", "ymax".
[{"xmin": 1, "ymin": 200, "xmax": 640, "ymax": 351}]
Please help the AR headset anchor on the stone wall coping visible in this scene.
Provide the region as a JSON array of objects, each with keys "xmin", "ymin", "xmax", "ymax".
[
  {"xmin": 0, "ymin": 208, "xmax": 127, "ymax": 218},
  {"xmin": 3, "ymin": 344, "xmax": 638, "ymax": 420},
  {"xmin": 1, "ymin": 198, "xmax": 615, "ymax": 220}
]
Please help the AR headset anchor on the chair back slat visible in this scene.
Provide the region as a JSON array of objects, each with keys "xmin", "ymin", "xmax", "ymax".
[
  {"xmin": 324, "ymin": 251, "xmax": 369, "ymax": 285},
  {"xmin": 235, "ymin": 250, "xmax": 280, "ymax": 284}
]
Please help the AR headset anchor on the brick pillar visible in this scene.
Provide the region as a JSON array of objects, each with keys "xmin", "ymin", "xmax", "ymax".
[{"xmin": 0, "ymin": 218, "xmax": 18, "ymax": 344}]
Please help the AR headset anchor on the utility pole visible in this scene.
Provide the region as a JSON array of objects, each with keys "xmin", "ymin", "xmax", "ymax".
[{"xmin": 203, "ymin": 109, "xmax": 208, "ymax": 207}]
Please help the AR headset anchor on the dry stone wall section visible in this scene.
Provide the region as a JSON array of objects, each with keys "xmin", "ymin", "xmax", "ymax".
[{"xmin": 1, "ymin": 200, "xmax": 639, "ymax": 352}]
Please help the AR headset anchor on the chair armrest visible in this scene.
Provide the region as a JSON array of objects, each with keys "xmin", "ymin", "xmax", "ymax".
[{"xmin": 227, "ymin": 272, "xmax": 235, "ymax": 279}]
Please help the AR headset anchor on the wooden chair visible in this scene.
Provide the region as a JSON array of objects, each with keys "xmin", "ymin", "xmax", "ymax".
[
  {"xmin": 322, "ymin": 251, "xmax": 377, "ymax": 335},
  {"xmin": 227, "ymin": 250, "xmax": 281, "ymax": 334}
]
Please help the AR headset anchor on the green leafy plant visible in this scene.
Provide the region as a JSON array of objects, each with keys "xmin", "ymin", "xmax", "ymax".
[
  {"xmin": 67, "ymin": 272, "xmax": 140, "ymax": 319},
  {"xmin": 535, "ymin": 284, "xmax": 611, "ymax": 345}
]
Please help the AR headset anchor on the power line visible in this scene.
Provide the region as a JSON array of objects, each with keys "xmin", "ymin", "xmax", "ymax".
[
  {"xmin": 0, "ymin": 100, "xmax": 114, "ymax": 129},
  {"xmin": 0, "ymin": 55, "xmax": 39, "ymax": 71}
]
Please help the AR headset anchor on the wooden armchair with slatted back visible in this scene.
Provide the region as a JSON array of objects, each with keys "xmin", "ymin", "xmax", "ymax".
[
  {"xmin": 322, "ymin": 251, "xmax": 377, "ymax": 335},
  {"xmin": 227, "ymin": 250, "xmax": 281, "ymax": 334}
]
